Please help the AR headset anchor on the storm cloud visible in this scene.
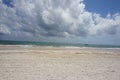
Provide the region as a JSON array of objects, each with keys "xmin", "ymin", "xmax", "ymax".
[{"xmin": 0, "ymin": 0, "xmax": 120, "ymax": 40}]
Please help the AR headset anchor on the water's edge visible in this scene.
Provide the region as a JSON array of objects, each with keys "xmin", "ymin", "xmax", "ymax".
[{"xmin": 0, "ymin": 40, "xmax": 120, "ymax": 48}]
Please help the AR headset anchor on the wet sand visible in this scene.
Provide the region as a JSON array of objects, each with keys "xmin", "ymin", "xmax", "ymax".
[{"xmin": 0, "ymin": 45, "xmax": 120, "ymax": 80}]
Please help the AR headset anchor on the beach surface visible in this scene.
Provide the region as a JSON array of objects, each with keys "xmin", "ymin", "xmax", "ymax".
[{"xmin": 0, "ymin": 45, "xmax": 120, "ymax": 80}]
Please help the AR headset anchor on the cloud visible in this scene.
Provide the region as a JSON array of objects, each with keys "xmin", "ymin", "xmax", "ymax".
[
  {"xmin": 0, "ymin": 24, "xmax": 11, "ymax": 35},
  {"xmin": 0, "ymin": 0, "xmax": 120, "ymax": 40},
  {"xmin": 89, "ymin": 13, "xmax": 120, "ymax": 35}
]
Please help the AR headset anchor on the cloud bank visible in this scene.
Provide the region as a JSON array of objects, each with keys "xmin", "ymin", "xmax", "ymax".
[{"xmin": 0, "ymin": 0, "xmax": 120, "ymax": 41}]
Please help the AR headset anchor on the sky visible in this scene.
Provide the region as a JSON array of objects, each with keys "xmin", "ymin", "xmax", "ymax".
[
  {"xmin": 84, "ymin": 0, "xmax": 120, "ymax": 17},
  {"xmin": 0, "ymin": 0, "xmax": 120, "ymax": 45}
]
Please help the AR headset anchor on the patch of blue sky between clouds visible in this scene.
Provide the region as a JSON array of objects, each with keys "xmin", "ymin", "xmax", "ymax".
[
  {"xmin": 84, "ymin": 0, "xmax": 120, "ymax": 17},
  {"xmin": 2, "ymin": 0, "xmax": 14, "ymax": 7}
]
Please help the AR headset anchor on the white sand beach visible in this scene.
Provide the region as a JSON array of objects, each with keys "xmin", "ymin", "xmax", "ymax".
[{"xmin": 0, "ymin": 45, "xmax": 120, "ymax": 80}]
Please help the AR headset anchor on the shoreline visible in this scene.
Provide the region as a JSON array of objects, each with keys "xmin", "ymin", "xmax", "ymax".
[
  {"xmin": 0, "ymin": 40, "xmax": 120, "ymax": 48},
  {"xmin": 0, "ymin": 45, "xmax": 120, "ymax": 54}
]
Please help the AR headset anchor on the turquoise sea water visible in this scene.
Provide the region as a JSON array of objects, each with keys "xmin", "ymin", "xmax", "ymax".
[{"xmin": 0, "ymin": 40, "xmax": 120, "ymax": 48}]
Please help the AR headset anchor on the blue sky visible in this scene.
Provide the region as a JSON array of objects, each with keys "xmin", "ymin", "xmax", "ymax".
[
  {"xmin": 0, "ymin": 0, "xmax": 120, "ymax": 45},
  {"xmin": 84, "ymin": 0, "xmax": 120, "ymax": 17},
  {"xmin": 2, "ymin": 0, "xmax": 14, "ymax": 7}
]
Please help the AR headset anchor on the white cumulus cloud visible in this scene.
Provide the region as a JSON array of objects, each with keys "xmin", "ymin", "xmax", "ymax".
[{"xmin": 0, "ymin": 0, "xmax": 120, "ymax": 41}]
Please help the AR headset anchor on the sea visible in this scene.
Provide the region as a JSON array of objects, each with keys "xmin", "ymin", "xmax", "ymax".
[{"xmin": 0, "ymin": 40, "xmax": 120, "ymax": 48}]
